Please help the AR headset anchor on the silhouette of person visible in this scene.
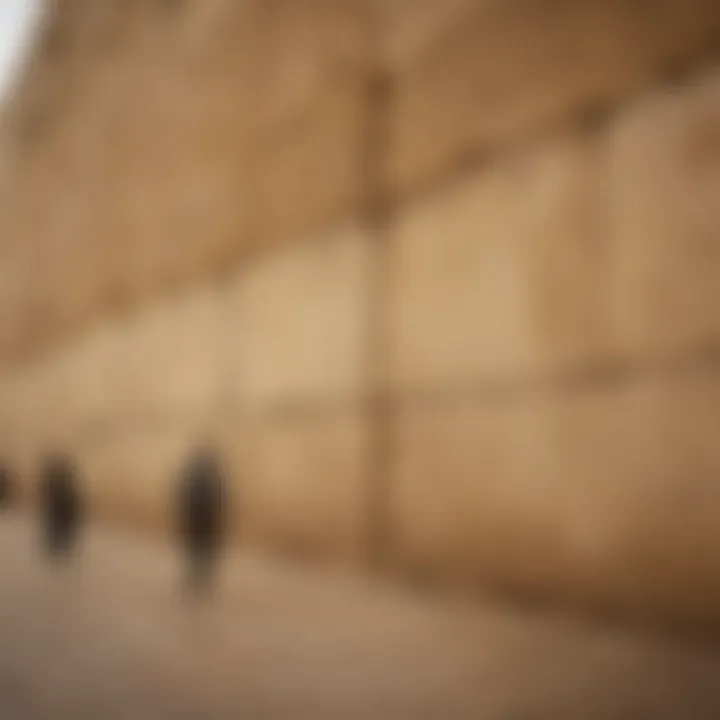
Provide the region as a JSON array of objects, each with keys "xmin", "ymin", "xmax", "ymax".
[
  {"xmin": 40, "ymin": 454, "xmax": 83, "ymax": 560},
  {"xmin": 176, "ymin": 445, "xmax": 226, "ymax": 595},
  {"xmin": 0, "ymin": 462, "xmax": 13, "ymax": 509}
]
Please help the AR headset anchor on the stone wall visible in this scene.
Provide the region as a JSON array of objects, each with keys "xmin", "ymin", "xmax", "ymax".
[{"xmin": 0, "ymin": 0, "xmax": 720, "ymax": 626}]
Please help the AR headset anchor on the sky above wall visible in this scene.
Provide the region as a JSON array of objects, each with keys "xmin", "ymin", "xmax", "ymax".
[{"xmin": 0, "ymin": 0, "xmax": 42, "ymax": 99}]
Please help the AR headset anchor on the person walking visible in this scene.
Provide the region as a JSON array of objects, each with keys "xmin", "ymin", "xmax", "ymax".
[
  {"xmin": 176, "ymin": 445, "xmax": 226, "ymax": 596},
  {"xmin": 0, "ymin": 461, "xmax": 14, "ymax": 510},
  {"xmin": 40, "ymin": 453, "xmax": 83, "ymax": 560}
]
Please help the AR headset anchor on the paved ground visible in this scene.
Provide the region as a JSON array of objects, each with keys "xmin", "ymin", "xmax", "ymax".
[{"xmin": 2, "ymin": 513, "xmax": 720, "ymax": 719}]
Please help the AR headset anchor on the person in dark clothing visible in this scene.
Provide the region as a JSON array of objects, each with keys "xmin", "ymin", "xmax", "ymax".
[
  {"xmin": 176, "ymin": 446, "xmax": 226, "ymax": 595},
  {"xmin": 0, "ymin": 462, "xmax": 13, "ymax": 509},
  {"xmin": 40, "ymin": 454, "xmax": 83, "ymax": 560}
]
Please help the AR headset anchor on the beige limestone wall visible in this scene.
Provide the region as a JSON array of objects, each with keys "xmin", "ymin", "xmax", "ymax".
[
  {"xmin": 227, "ymin": 226, "xmax": 370, "ymax": 407},
  {"xmin": 388, "ymin": 67, "xmax": 720, "ymax": 623},
  {"xmin": 382, "ymin": 0, "xmax": 720, "ymax": 198},
  {"xmin": 0, "ymin": 0, "xmax": 719, "ymax": 626},
  {"xmin": 222, "ymin": 410, "xmax": 368, "ymax": 562}
]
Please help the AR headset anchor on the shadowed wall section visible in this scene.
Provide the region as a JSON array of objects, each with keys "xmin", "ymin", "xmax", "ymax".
[{"xmin": 0, "ymin": 0, "xmax": 719, "ymax": 627}]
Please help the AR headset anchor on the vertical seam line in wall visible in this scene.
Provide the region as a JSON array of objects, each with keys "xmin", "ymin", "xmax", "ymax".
[{"xmin": 360, "ymin": 0, "xmax": 396, "ymax": 573}]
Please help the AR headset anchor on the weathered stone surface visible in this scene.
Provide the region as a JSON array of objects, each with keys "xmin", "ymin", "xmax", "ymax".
[
  {"xmin": 387, "ymin": 133, "xmax": 614, "ymax": 394},
  {"xmin": 2, "ymin": 0, "xmax": 367, "ymax": 328},
  {"xmin": 0, "ymin": 0, "xmax": 256, "ymax": 337},
  {"xmin": 228, "ymin": 226, "xmax": 369, "ymax": 406},
  {"xmin": 0, "ymin": 368, "xmax": 36, "ymax": 449},
  {"xmin": 393, "ymin": 371, "xmax": 720, "ymax": 621},
  {"xmin": 99, "ymin": 38, "xmax": 252, "ymax": 303},
  {"xmin": 550, "ymin": 372, "xmax": 720, "ymax": 621},
  {"xmin": 0, "ymin": 363, "xmax": 50, "ymax": 503},
  {"xmin": 37, "ymin": 321, "xmax": 123, "ymax": 438},
  {"xmin": 0, "ymin": 244, "xmax": 33, "ymax": 357},
  {"xmin": 378, "ymin": 0, "xmax": 478, "ymax": 72},
  {"xmin": 249, "ymin": 84, "xmax": 367, "ymax": 248},
  {"xmin": 108, "ymin": 284, "xmax": 225, "ymax": 419},
  {"xmin": 221, "ymin": 409, "xmax": 367, "ymax": 562},
  {"xmin": 29, "ymin": 345, "xmax": 76, "ymax": 439},
  {"xmin": 2, "ymin": 360, "xmax": 49, "ymax": 441},
  {"xmin": 524, "ymin": 135, "xmax": 618, "ymax": 368},
  {"xmin": 387, "ymin": 0, "xmax": 720, "ymax": 195},
  {"xmin": 610, "ymin": 68, "xmax": 720, "ymax": 355},
  {"xmin": 82, "ymin": 423, "xmax": 196, "ymax": 533},
  {"xmin": 388, "ymin": 160, "xmax": 538, "ymax": 393},
  {"xmin": 1, "ymin": 0, "xmax": 720, "ymax": 630},
  {"xmin": 391, "ymin": 398, "xmax": 565, "ymax": 594},
  {"xmin": 0, "ymin": 160, "xmax": 64, "ymax": 353},
  {"xmin": 247, "ymin": 0, "xmax": 369, "ymax": 133}
]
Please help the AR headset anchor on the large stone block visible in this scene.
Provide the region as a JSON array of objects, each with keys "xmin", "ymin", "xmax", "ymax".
[
  {"xmin": 393, "ymin": 369, "xmax": 720, "ymax": 623},
  {"xmin": 104, "ymin": 309, "xmax": 156, "ymax": 419},
  {"xmin": 1, "ymin": 75, "xmax": 114, "ymax": 343},
  {"xmin": 2, "ymin": 357, "xmax": 59, "ymax": 445},
  {"xmin": 378, "ymin": 0, "xmax": 477, "ymax": 72},
  {"xmin": 0, "ymin": 364, "xmax": 51, "ymax": 503},
  {"xmin": 82, "ymin": 423, "xmax": 197, "ymax": 534},
  {"xmin": 524, "ymin": 136, "xmax": 617, "ymax": 369},
  {"xmin": 111, "ymin": 284, "xmax": 225, "ymax": 418},
  {"xmin": 41, "ymin": 322, "xmax": 122, "ymax": 435},
  {"xmin": 388, "ymin": 159, "xmax": 536, "ymax": 393},
  {"xmin": 0, "ymin": 167, "xmax": 66, "ymax": 351},
  {"xmin": 98, "ymin": 28, "xmax": 253, "ymax": 304},
  {"xmin": 246, "ymin": 0, "xmax": 368, "ymax": 133},
  {"xmin": 250, "ymin": 84, "xmax": 367, "ymax": 248},
  {"xmin": 221, "ymin": 409, "xmax": 367, "ymax": 562},
  {"xmin": 228, "ymin": 226, "xmax": 370, "ymax": 406},
  {"xmin": 1, "ymin": 437, "xmax": 45, "ymax": 508},
  {"xmin": 0, "ymin": 368, "xmax": 37, "ymax": 446},
  {"xmin": 551, "ymin": 371, "xmax": 720, "ymax": 623},
  {"xmin": 31, "ymin": 95, "xmax": 114, "ymax": 335},
  {"xmin": 386, "ymin": 0, "xmax": 720, "ymax": 195},
  {"xmin": 610, "ymin": 68, "xmax": 720, "ymax": 355},
  {"xmin": 0, "ymin": 245, "xmax": 32, "ymax": 358},
  {"xmin": 0, "ymin": 375, "xmax": 15, "ymax": 439},
  {"xmin": 144, "ymin": 287, "xmax": 225, "ymax": 415},
  {"xmin": 25, "ymin": 349, "xmax": 74, "ymax": 441},
  {"xmin": 391, "ymin": 398, "xmax": 567, "ymax": 594},
  {"xmin": 387, "ymin": 134, "xmax": 614, "ymax": 394}
]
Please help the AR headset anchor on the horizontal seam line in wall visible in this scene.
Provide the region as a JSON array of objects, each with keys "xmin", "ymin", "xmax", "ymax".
[
  {"xmin": 27, "ymin": 334, "xmax": 720, "ymax": 445},
  {"xmin": 9, "ymin": 57, "xmax": 720, "ymax": 370},
  {"xmin": 394, "ymin": 336, "xmax": 720, "ymax": 411},
  {"xmin": 385, "ymin": 49, "xmax": 720, "ymax": 211}
]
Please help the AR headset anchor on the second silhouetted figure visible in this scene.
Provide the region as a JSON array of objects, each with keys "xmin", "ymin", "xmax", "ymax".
[
  {"xmin": 0, "ymin": 462, "xmax": 14, "ymax": 510},
  {"xmin": 40, "ymin": 454, "xmax": 82, "ymax": 560},
  {"xmin": 177, "ymin": 446, "xmax": 226, "ymax": 595}
]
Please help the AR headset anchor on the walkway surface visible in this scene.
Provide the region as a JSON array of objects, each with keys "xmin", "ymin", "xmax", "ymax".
[{"xmin": 2, "ymin": 513, "xmax": 720, "ymax": 719}]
